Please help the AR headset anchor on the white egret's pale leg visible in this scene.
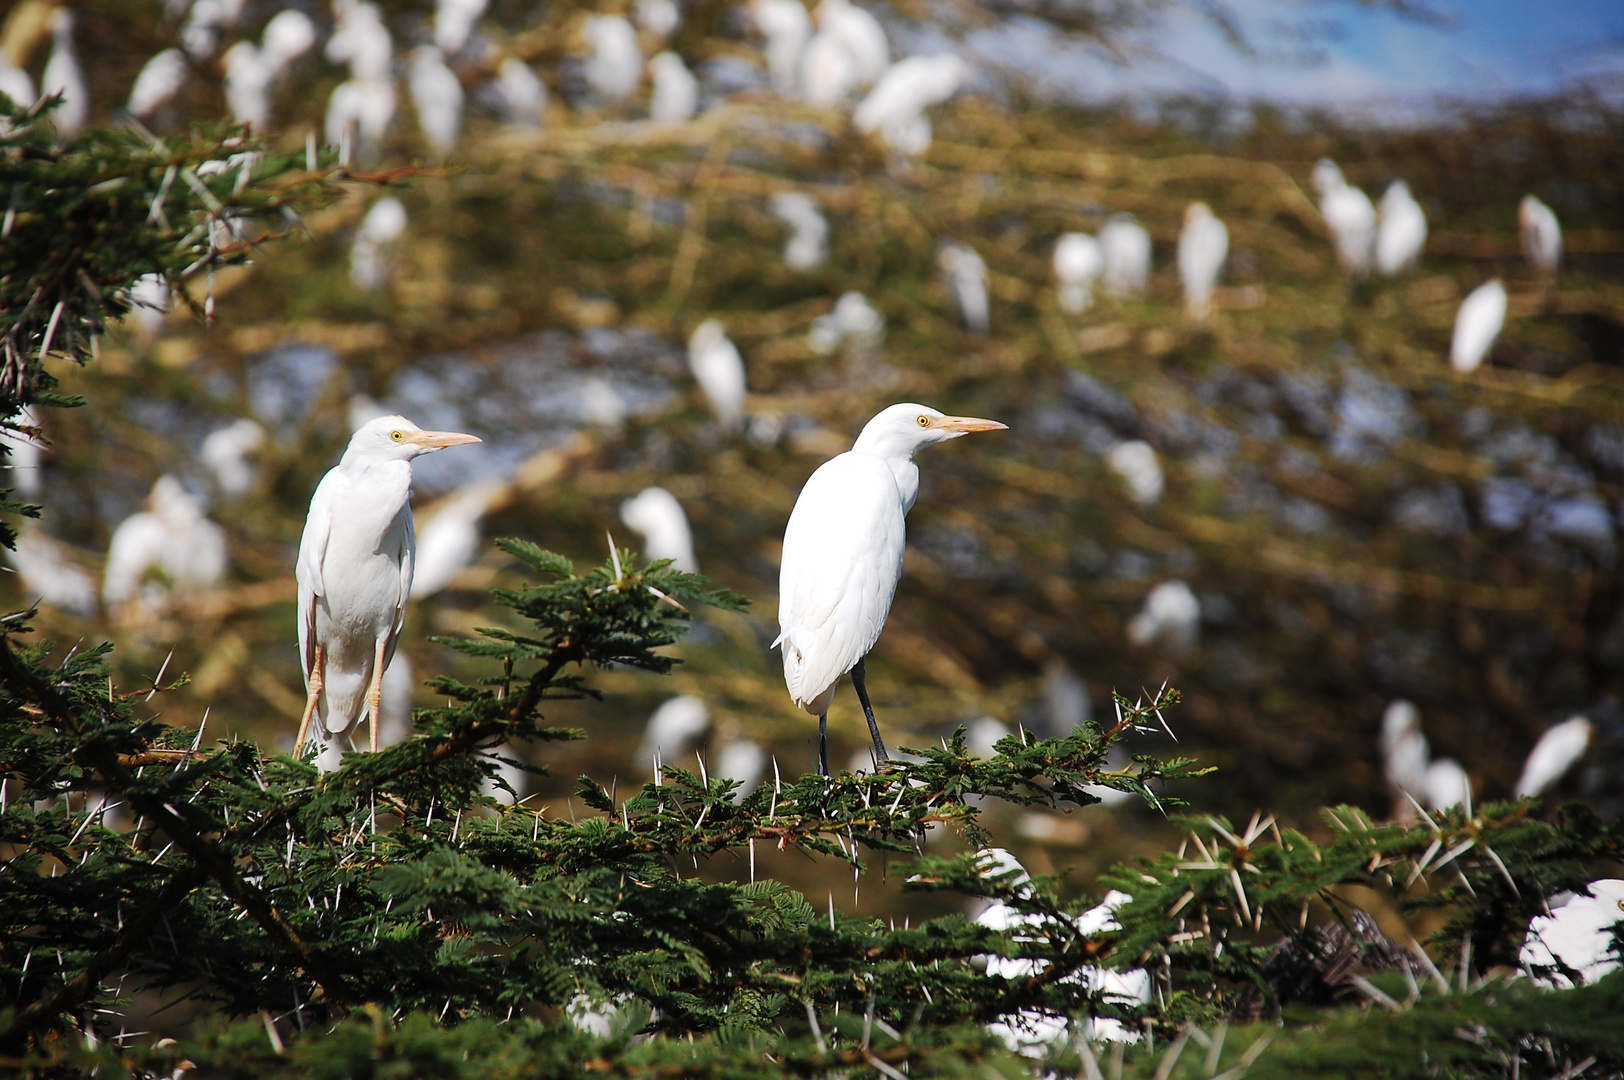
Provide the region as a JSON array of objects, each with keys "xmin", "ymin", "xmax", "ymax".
[
  {"xmin": 368, "ymin": 637, "xmax": 388, "ymax": 753},
  {"xmin": 850, "ymin": 658, "xmax": 889, "ymax": 766},
  {"xmin": 817, "ymin": 711, "xmax": 829, "ymax": 776},
  {"xmin": 295, "ymin": 643, "xmax": 325, "ymax": 756}
]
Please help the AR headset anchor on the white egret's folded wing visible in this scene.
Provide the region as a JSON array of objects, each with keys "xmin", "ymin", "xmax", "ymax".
[{"xmin": 295, "ymin": 474, "xmax": 336, "ymax": 680}]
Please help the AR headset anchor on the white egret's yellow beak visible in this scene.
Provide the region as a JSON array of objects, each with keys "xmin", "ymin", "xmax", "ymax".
[
  {"xmin": 409, "ymin": 430, "xmax": 482, "ymax": 449},
  {"xmin": 931, "ymin": 415, "xmax": 1008, "ymax": 435}
]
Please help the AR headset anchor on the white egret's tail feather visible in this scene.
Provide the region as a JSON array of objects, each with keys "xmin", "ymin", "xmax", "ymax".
[{"xmin": 320, "ymin": 665, "xmax": 372, "ymax": 737}]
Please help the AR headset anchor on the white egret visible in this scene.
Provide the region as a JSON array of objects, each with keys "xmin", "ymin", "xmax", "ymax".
[
  {"xmin": 1520, "ymin": 880, "xmax": 1624, "ymax": 988},
  {"xmin": 409, "ymin": 45, "xmax": 464, "ymax": 154},
  {"xmin": 1313, "ymin": 158, "xmax": 1376, "ymax": 278},
  {"xmin": 181, "ymin": 0, "xmax": 244, "ymax": 59},
  {"xmin": 636, "ymin": 0, "xmax": 681, "ymax": 37},
  {"xmin": 260, "ymin": 9, "xmax": 317, "ymax": 71},
  {"xmin": 637, "ymin": 694, "xmax": 709, "ymax": 768},
  {"xmin": 325, "ymin": 78, "xmax": 396, "ymax": 159},
  {"xmin": 1177, "ymin": 202, "xmax": 1227, "ymax": 321},
  {"xmin": 1375, "ymin": 180, "xmax": 1427, "ymax": 275},
  {"xmin": 1422, "ymin": 757, "xmax": 1471, "ymax": 811},
  {"xmin": 1053, "ymin": 232, "xmax": 1103, "ymax": 314},
  {"xmin": 350, "ymin": 197, "xmax": 408, "ymax": 292},
  {"xmin": 752, "ymin": 0, "xmax": 811, "ymax": 96},
  {"xmin": 1519, "ymin": 194, "xmax": 1562, "ymax": 275},
  {"xmin": 103, "ymin": 475, "xmax": 228, "ymax": 613},
  {"xmin": 1450, "ymin": 279, "xmax": 1506, "ymax": 374},
  {"xmin": 579, "ymin": 377, "xmax": 627, "ymax": 428},
  {"xmin": 0, "ymin": 53, "xmax": 36, "ymax": 108},
  {"xmin": 293, "ymin": 416, "xmax": 481, "ymax": 761},
  {"xmin": 648, "ymin": 51, "xmax": 698, "ymax": 124},
  {"xmin": 1042, "ymin": 659, "xmax": 1089, "ymax": 737},
  {"xmin": 41, "ymin": 9, "xmax": 88, "ymax": 141},
  {"xmin": 1514, "ymin": 715, "xmax": 1593, "ymax": 799},
  {"xmin": 798, "ymin": 30, "xmax": 858, "ymax": 107},
  {"xmin": 776, "ymin": 403, "xmax": 1006, "ymax": 773},
  {"xmin": 715, "ymin": 738, "xmax": 766, "ymax": 800},
  {"xmin": 809, "ymin": 291, "xmax": 884, "ymax": 356},
  {"xmin": 770, "ymin": 191, "xmax": 828, "ymax": 271},
  {"xmin": 495, "ymin": 58, "xmax": 547, "ymax": 126},
  {"xmin": 223, "ymin": 41, "xmax": 275, "ymax": 129},
  {"xmin": 200, "ymin": 417, "xmax": 266, "ymax": 498},
  {"xmin": 815, "ymin": 0, "xmax": 887, "ymax": 86},
  {"xmin": 966, "ymin": 716, "xmax": 1011, "ymax": 758},
  {"xmin": 852, "ymin": 54, "xmax": 965, "ymax": 156},
  {"xmin": 127, "ymin": 274, "xmax": 171, "ymax": 340},
  {"xmin": 1378, "ymin": 699, "xmax": 1428, "ymax": 800},
  {"xmin": 1, "ymin": 405, "xmax": 44, "ymax": 496},
  {"xmin": 376, "ymin": 649, "xmax": 415, "ymax": 747},
  {"xmin": 1125, "ymin": 580, "xmax": 1198, "ymax": 654},
  {"xmin": 434, "ymin": 0, "xmax": 488, "ymax": 54},
  {"xmin": 1098, "ymin": 215, "xmax": 1151, "ymax": 294},
  {"xmin": 687, "ymin": 319, "xmax": 747, "ymax": 432},
  {"xmin": 411, "ymin": 479, "xmax": 505, "ymax": 599},
  {"xmin": 583, "ymin": 15, "xmax": 642, "ymax": 104},
  {"xmin": 938, "ymin": 242, "xmax": 989, "ymax": 334},
  {"xmin": 620, "ymin": 486, "xmax": 699, "ymax": 573},
  {"xmin": 1104, "ymin": 439, "xmax": 1161, "ymax": 506},
  {"xmin": 6, "ymin": 528, "xmax": 97, "ymax": 617},
  {"xmin": 326, "ymin": 0, "xmax": 392, "ymax": 81},
  {"xmin": 481, "ymin": 743, "xmax": 528, "ymax": 804},
  {"xmin": 128, "ymin": 49, "xmax": 188, "ymax": 119}
]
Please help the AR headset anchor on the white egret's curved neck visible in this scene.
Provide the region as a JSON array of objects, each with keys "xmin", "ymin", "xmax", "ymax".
[{"xmin": 850, "ymin": 438, "xmax": 920, "ymax": 513}]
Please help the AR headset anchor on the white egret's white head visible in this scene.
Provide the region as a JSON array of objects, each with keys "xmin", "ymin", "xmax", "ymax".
[
  {"xmin": 852, "ymin": 402, "xmax": 1006, "ymax": 461},
  {"xmin": 342, "ymin": 415, "xmax": 481, "ymax": 465}
]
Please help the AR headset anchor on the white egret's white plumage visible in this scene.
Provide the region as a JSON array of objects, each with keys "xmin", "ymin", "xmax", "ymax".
[
  {"xmin": 495, "ymin": 57, "xmax": 547, "ymax": 126},
  {"xmin": 1520, "ymin": 880, "xmax": 1624, "ymax": 989},
  {"xmin": 6, "ymin": 528, "xmax": 97, "ymax": 617},
  {"xmin": 852, "ymin": 54, "xmax": 965, "ymax": 156},
  {"xmin": 1098, "ymin": 215, "xmax": 1151, "ymax": 294},
  {"xmin": 41, "ymin": 9, "xmax": 88, "ymax": 141},
  {"xmin": 223, "ymin": 41, "xmax": 274, "ymax": 129},
  {"xmin": 637, "ymin": 0, "xmax": 682, "ymax": 37},
  {"xmin": 938, "ymin": 242, "xmax": 989, "ymax": 334},
  {"xmin": 815, "ymin": 0, "xmax": 887, "ymax": 86},
  {"xmin": 776, "ymin": 403, "xmax": 1006, "ymax": 772},
  {"xmin": 1, "ymin": 405, "xmax": 45, "ymax": 496},
  {"xmin": 637, "ymin": 694, "xmax": 710, "ymax": 767},
  {"xmin": 410, "ymin": 479, "xmax": 504, "ymax": 599},
  {"xmin": 128, "ymin": 49, "xmax": 188, "ymax": 119},
  {"xmin": 434, "ymin": 0, "xmax": 488, "ymax": 54},
  {"xmin": 1423, "ymin": 757, "xmax": 1471, "ymax": 811},
  {"xmin": 127, "ymin": 274, "xmax": 171, "ymax": 340},
  {"xmin": 809, "ymin": 291, "xmax": 884, "ymax": 356},
  {"xmin": 966, "ymin": 716, "xmax": 1011, "ymax": 758},
  {"xmin": 716, "ymin": 738, "xmax": 766, "ymax": 800},
  {"xmin": 350, "ymin": 197, "xmax": 408, "ymax": 291},
  {"xmin": 1520, "ymin": 195, "xmax": 1562, "ymax": 275},
  {"xmin": 294, "ymin": 416, "xmax": 480, "ymax": 762},
  {"xmin": 798, "ymin": 30, "xmax": 858, "ymax": 106},
  {"xmin": 1043, "ymin": 659, "xmax": 1089, "ymax": 736},
  {"xmin": 1376, "ymin": 180, "xmax": 1427, "ymax": 275},
  {"xmin": 325, "ymin": 78, "xmax": 396, "ymax": 157},
  {"xmin": 1379, "ymin": 699, "xmax": 1429, "ymax": 799},
  {"xmin": 752, "ymin": 0, "xmax": 812, "ymax": 96},
  {"xmin": 1313, "ymin": 158, "xmax": 1376, "ymax": 278},
  {"xmin": 583, "ymin": 15, "xmax": 642, "ymax": 104},
  {"xmin": 200, "ymin": 418, "xmax": 266, "ymax": 498},
  {"xmin": 409, "ymin": 45, "xmax": 464, "ymax": 154},
  {"xmin": 260, "ymin": 9, "xmax": 317, "ymax": 71},
  {"xmin": 1126, "ymin": 580, "xmax": 1199, "ymax": 653},
  {"xmin": 687, "ymin": 319, "xmax": 747, "ymax": 431},
  {"xmin": 770, "ymin": 191, "xmax": 828, "ymax": 271},
  {"xmin": 0, "ymin": 52, "xmax": 36, "ymax": 108},
  {"xmin": 1450, "ymin": 279, "xmax": 1506, "ymax": 374},
  {"xmin": 1515, "ymin": 715, "xmax": 1593, "ymax": 799},
  {"xmin": 103, "ymin": 475, "xmax": 228, "ymax": 612},
  {"xmin": 1053, "ymin": 232, "xmax": 1103, "ymax": 314},
  {"xmin": 376, "ymin": 649, "xmax": 415, "ymax": 747},
  {"xmin": 1104, "ymin": 439, "xmax": 1162, "ymax": 506},
  {"xmin": 326, "ymin": 1, "xmax": 392, "ymax": 81},
  {"xmin": 620, "ymin": 486, "xmax": 699, "ymax": 573},
  {"xmin": 181, "ymin": 0, "xmax": 244, "ymax": 59},
  {"xmin": 648, "ymin": 51, "xmax": 698, "ymax": 123},
  {"xmin": 1177, "ymin": 202, "xmax": 1228, "ymax": 320}
]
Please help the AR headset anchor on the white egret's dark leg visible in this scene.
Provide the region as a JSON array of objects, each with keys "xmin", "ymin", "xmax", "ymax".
[
  {"xmin": 366, "ymin": 639, "xmax": 388, "ymax": 754},
  {"xmin": 294, "ymin": 643, "xmax": 324, "ymax": 757},
  {"xmin": 851, "ymin": 658, "xmax": 889, "ymax": 764},
  {"xmin": 818, "ymin": 712, "xmax": 829, "ymax": 776}
]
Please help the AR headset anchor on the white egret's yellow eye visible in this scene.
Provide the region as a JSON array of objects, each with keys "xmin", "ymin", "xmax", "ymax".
[
  {"xmin": 1618, "ymin": 899, "xmax": 1624, "ymax": 912},
  {"xmin": 391, "ymin": 430, "xmax": 404, "ymax": 442},
  {"xmin": 917, "ymin": 415, "xmax": 930, "ymax": 428}
]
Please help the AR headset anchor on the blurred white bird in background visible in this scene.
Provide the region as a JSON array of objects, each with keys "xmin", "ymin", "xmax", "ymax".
[
  {"xmin": 1450, "ymin": 279, "xmax": 1507, "ymax": 373},
  {"xmin": 180, "ymin": 0, "xmax": 239, "ymax": 59},
  {"xmin": 1104, "ymin": 439, "xmax": 1162, "ymax": 506},
  {"xmin": 1422, "ymin": 757, "xmax": 1471, "ymax": 811},
  {"xmin": 1520, "ymin": 879, "xmax": 1624, "ymax": 989},
  {"xmin": 1053, "ymin": 232, "xmax": 1103, "ymax": 314},
  {"xmin": 42, "ymin": 9, "xmax": 88, "ymax": 141},
  {"xmin": 579, "ymin": 376, "xmax": 627, "ymax": 428},
  {"xmin": 495, "ymin": 57, "xmax": 547, "ymax": 126},
  {"xmin": 852, "ymin": 54, "xmax": 966, "ymax": 156},
  {"xmin": 637, "ymin": 0, "xmax": 682, "ymax": 38},
  {"xmin": 103, "ymin": 475, "xmax": 229, "ymax": 614},
  {"xmin": 350, "ymin": 197, "xmax": 409, "ymax": 291},
  {"xmin": 260, "ymin": 9, "xmax": 317, "ymax": 71},
  {"xmin": 200, "ymin": 418, "xmax": 266, "ymax": 498},
  {"xmin": 583, "ymin": 15, "xmax": 643, "ymax": 104},
  {"xmin": 715, "ymin": 737, "xmax": 766, "ymax": 800},
  {"xmin": 327, "ymin": 0, "xmax": 392, "ymax": 81},
  {"xmin": 1043, "ymin": 659, "xmax": 1089, "ymax": 737},
  {"xmin": 777, "ymin": 403, "xmax": 1006, "ymax": 773},
  {"xmin": 409, "ymin": 45, "xmax": 464, "ymax": 154},
  {"xmin": 376, "ymin": 650, "xmax": 415, "ymax": 746},
  {"xmin": 294, "ymin": 416, "xmax": 481, "ymax": 764},
  {"xmin": 1375, "ymin": 180, "xmax": 1427, "ymax": 275},
  {"xmin": 411, "ymin": 479, "xmax": 505, "ymax": 599},
  {"xmin": 126, "ymin": 274, "xmax": 171, "ymax": 341},
  {"xmin": 1126, "ymin": 580, "xmax": 1199, "ymax": 654},
  {"xmin": 687, "ymin": 319, "xmax": 747, "ymax": 431},
  {"xmin": 798, "ymin": 30, "xmax": 858, "ymax": 107},
  {"xmin": 770, "ymin": 191, "xmax": 828, "ymax": 271},
  {"xmin": 127, "ymin": 48, "xmax": 188, "ymax": 119},
  {"xmin": 620, "ymin": 486, "xmax": 699, "ymax": 573},
  {"xmin": 482, "ymin": 744, "xmax": 529, "ymax": 804},
  {"xmin": 809, "ymin": 291, "xmax": 884, "ymax": 356},
  {"xmin": 434, "ymin": 0, "xmax": 488, "ymax": 54},
  {"xmin": 648, "ymin": 51, "xmax": 698, "ymax": 123},
  {"xmin": 1519, "ymin": 194, "xmax": 1562, "ymax": 276},
  {"xmin": 326, "ymin": 77, "xmax": 396, "ymax": 160},
  {"xmin": 5, "ymin": 528, "xmax": 97, "ymax": 617},
  {"xmin": 0, "ymin": 51, "xmax": 36, "ymax": 108},
  {"xmin": 1379, "ymin": 699, "xmax": 1429, "ymax": 802},
  {"xmin": 965, "ymin": 716, "xmax": 1011, "ymax": 758},
  {"xmin": 1, "ymin": 405, "xmax": 45, "ymax": 496},
  {"xmin": 1515, "ymin": 715, "xmax": 1593, "ymax": 799},
  {"xmin": 1313, "ymin": 158, "xmax": 1376, "ymax": 278},
  {"xmin": 1098, "ymin": 215, "xmax": 1151, "ymax": 294},
  {"xmin": 1177, "ymin": 201, "xmax": 1228, "ymax": 320},
  {"xmin": 638, "ymin": 694, "xmax": 710, "ymax": 768},
  {"xmin": 223, "ymin": 41, "xmax": 275, "ymax": 129},
  {"xmin": 815, "ymin": 0, "xmax": 887, "ymax": 87},
  {"xmin": 938, "ymin": 242, "xmax": 989, "ymax": 334},
  {"xmin": 752, "ymin": 0, "xmax": 811, "ymax": 96}
]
